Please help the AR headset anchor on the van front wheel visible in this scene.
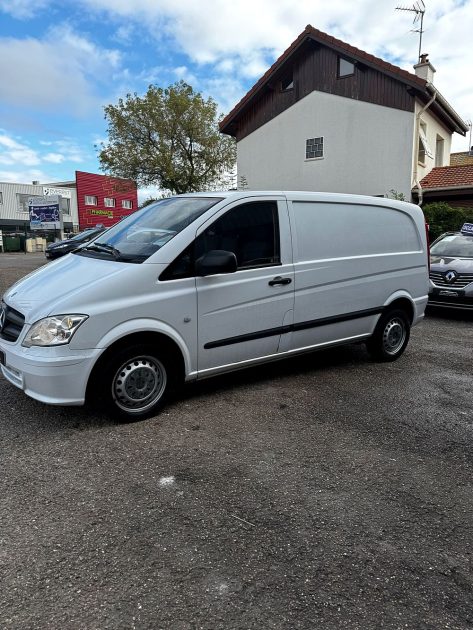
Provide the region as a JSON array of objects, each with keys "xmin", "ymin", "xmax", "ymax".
[
  {"xmin": 101, "ymin": 344, "xmax": 174, "ymax": 421},
  {"xmin": 366, "ymin": 309, "xmax": 410, "ymax": 362}
]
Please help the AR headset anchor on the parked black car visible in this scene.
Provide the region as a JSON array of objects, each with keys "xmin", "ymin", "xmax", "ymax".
[
  {"xmin": 428, "ymin": 223, "xmax": 473, "ymax": 309},
  {"xmin": 45, "ymin": 227, "xmax": 106, "ymax": 260}
]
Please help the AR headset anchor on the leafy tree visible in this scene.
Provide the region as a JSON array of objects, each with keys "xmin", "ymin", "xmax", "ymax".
[
  {"xmin": 388, "ymin": 189, "xmax": 406, "ymax": 201},
  {"xmin": 423, "ymin": 202, "xmax": 473, "ymax": 241},
  {"xmin": 98, "ymin": 81, "xmax": 236, "ymax": 195}
]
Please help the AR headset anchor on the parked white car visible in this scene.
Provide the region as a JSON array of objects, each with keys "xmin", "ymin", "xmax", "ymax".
[{"xmin": 0, "ymin": 191, "xmax": 429, "ymax": 421}]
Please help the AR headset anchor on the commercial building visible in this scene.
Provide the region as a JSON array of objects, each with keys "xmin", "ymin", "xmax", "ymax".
[{"xmin": 0, "ymin": 171, "xmax": 138, "ymax": 235}]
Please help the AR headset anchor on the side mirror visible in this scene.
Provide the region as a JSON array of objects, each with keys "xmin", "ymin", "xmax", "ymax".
[{"xmin": 195, "ymin": 250, "xmax": 237, "ymax": 276}]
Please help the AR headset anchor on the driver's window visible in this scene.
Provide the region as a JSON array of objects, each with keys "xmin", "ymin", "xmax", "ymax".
[
  {"xmin": 196, "ymin": 201, "xmax": 280, "ymax": 269},
  {"xmin": 160, "ymin": 201, "xmax": 280, "ymax": 281}
]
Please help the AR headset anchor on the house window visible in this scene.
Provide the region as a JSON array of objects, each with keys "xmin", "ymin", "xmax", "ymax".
[
  {"xmin": 338, "ymin": 57, "xmax": 355, "ymax": 78},
  {"xmin": 435, "ymin": 136, "xmax": 445, "ymax": 167},
  {"xmin": 85, "ymin": 195, "xmax": 98, "ymax": 206},
  {"xmin": 417, "ymin": 121, "xmax": 433, "ymax": 165},
  {"xmin": 122, "ymin": 199, "xmax": 133, "ymax": 209},
  {"xmin": 281, "ymin": 73, "xmax": 294, "ymax": 91},
  {"xmin": 104, "ymin": 197, "xmax": 116, "ymax": 207},
  {"xmin": 306, "ymin": 137, "xmax": 324, "ymax": 159}
]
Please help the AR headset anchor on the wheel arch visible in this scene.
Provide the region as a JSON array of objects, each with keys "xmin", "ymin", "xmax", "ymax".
[
  {"xmin": 85, "ymin": 329, "xmax": 187, "ymax": 403},
  {"xmin": 383, "ymin": 292, "xmax": 415, "ymax": 324}
]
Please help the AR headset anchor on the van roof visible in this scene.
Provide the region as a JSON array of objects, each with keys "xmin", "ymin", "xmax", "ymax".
[{"xmin": 175, "ymin": 190, "xmax": 419, "ymax": 211}]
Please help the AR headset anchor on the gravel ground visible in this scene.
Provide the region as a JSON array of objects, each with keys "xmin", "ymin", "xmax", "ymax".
[{"xmin": 0, "ymin": 253, "xmax": 472, "ymax": 629}]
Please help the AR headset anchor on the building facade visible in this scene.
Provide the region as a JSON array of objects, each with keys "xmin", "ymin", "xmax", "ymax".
[
  {"xmin": 74, "ymin": 171, "xmax": 137, "ymax": 229},
  {"xmin": 220, "ymin": 25, "xmax": 468, "ymax": 201},
  {"xmin": 0, "ymin": 181, "xmax": 78, "ymax": 233},
  {"xmin": 0, "ymin": 171, "xmax": 137, "ymax": 235}
]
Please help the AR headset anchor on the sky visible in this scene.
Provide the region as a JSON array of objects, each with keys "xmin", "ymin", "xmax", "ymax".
[{"xmin": 0, "ymin": 0, "xmax": 472, "ymax": 202}]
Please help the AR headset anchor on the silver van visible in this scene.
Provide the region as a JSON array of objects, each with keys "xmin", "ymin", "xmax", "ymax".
[{"xmin": 0, "ymin": 191, "xmax": 429, "ymax": 421}]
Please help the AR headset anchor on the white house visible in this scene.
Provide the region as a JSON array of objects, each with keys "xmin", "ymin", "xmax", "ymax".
[{"xmin": 220, "ymin": 25, "xmax": 468, "ymax": 201}]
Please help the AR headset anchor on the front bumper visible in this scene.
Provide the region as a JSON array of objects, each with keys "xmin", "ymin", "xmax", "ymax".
[
  {"xmin": 428, "ymin": 282, "xmax": 473, "ymax": 310},
  {"xmin": 0, "ymin": 339, "xmax": 102, "ymax": 406}
]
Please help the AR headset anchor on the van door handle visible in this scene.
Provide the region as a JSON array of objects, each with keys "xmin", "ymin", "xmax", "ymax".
[{"xmin": 268, "ymin": 276, "xmax": 292, "ymax": 286}]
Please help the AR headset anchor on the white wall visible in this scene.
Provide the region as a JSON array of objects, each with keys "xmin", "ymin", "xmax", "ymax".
[
  {"xmin": 412, "ymin": 100, "xmax": 453, "ymax": 186},
  {"xmin": 237, "ymin": 90, "xmax": 415, "ymax": 200}
]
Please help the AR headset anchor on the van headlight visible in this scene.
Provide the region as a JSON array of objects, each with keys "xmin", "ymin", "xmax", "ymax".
[{"xmin": 22, "ymin": 315, "xmax": 88, "ymax": 347}]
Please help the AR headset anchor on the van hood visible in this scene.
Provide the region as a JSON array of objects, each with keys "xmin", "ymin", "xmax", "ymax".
[{"xmin": 3, "ymin": 254, "xmax": 131, "ymax": 323}]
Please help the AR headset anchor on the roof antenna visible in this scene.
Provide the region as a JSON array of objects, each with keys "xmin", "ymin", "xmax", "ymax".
[
  {"xmin": 396, "ymin": 0, "xmax": 426, "ymax": 63},
  {"xmin": 466, "ymin": 121, "xmax": 473, "ymax": 156}
]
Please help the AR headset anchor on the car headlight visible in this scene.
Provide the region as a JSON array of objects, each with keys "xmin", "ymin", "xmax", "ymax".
[
  {"xmin": 54, "ymin": 244, "xmax": 69, "ymax": 249},
  {"xmin": 22, "ymin": 315, "xmax": 88, "ymax": 347}
]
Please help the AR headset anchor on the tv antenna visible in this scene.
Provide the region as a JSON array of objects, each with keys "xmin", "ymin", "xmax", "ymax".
[{"xmin": 396, "ymin": 0, "xmax": 426, "ymax": 62}]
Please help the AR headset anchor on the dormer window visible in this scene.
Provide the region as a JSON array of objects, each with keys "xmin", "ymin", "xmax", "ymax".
[
  {"xmin": 281, "ymin": 74, "xmax": 294, "ymax": 91},
  {"xmin": 338, "ymin": 57, "xmax": 355, "ymax": 78}
]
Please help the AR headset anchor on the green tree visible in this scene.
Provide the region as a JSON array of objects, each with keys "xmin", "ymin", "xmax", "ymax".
[
  {"xmin": 388, "ymin": 189, "xmax": 406, "ymax": 201},
  {"xmin": 98, "ymin": 81, "xmax": 236, "ymax": 195},
  {"xmin": 422, "ymin": 202, "xmax": 472, "ymax": 241}
]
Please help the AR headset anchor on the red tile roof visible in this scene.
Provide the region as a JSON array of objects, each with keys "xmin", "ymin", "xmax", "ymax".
[
  {"xmin": 419, "ymin": 164, "xmax": 473, "ymax": 189},
  {"xmin": 220, "ymin": 24, "xmax": 426, "ymax": 133}
]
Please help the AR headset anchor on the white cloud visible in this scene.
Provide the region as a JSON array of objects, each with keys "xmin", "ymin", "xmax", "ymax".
[
  {"xmin": 0, "ymin": 132, "xmax": 89, "ymax": 184},
  {"xmin": 0, "ymin": 168, "xmax": 50, "ymax": 184},
  {"xmin": 0, "ymin": 24, "xmax": 122, "ymax": 115},
  {"xmin": 43, "ymin": 153, "xmax": 65, "ymax": 163},
  {"xmin": 0, "ymin": 134, "xmax": 40, "ymax": 166},
  {"xmin": 1, "ymin": 0, "xmax": 51, "ymax": 19}
]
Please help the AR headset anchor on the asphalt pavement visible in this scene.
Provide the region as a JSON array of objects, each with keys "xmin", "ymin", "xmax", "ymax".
[{"xmin": 0, "ymin": 253, "xmax": 472, "ymax": 629}]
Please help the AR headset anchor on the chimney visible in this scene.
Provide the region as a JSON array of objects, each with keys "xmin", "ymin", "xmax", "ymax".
[
  {"xmin": 413, "ymin": 53, "xmax": 436, "ymax": 84},
  {"xmin": 32, "ymin": 180, "xmax": 40, "ymax": 185}
]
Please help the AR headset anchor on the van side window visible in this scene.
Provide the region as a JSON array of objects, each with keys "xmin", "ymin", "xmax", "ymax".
[
  {"xmin": 160, "ymin": 201, "xmax": 281, "ymax": 281},
  {"xmin": 196, "ymin": 201, "xmax": 280, "ymax": 269},
  {"xmin": 159, "ymin": 243, "xmax": 194, "ymax": 281}
]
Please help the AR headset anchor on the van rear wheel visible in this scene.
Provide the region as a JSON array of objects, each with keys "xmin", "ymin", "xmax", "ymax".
[
  {"xmin": 100, "ymin": 344, "xmax": 174, "ymax": 421},
  {"xmin": 366, "ymin": 308, "xmax": 410, "ymax": 362}
]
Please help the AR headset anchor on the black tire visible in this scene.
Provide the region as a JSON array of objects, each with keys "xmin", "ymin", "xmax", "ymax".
[
  {"xmin": 97, "ymin": 343, "xmax": 176, "ymax": 422},
  {"xmin": 366, "ymin": 308, "xmax": 411, "ymax": 362}
]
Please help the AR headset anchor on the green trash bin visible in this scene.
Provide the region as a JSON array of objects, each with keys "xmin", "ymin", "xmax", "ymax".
[{"xmin": 4, "ymin": 235, "xmax": 21, "ymax": 252}]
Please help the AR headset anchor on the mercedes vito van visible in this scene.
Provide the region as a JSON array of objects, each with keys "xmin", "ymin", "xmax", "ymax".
[{"xmin": 0, "ymin": 191, "xmax": 429, "ymax": 421}]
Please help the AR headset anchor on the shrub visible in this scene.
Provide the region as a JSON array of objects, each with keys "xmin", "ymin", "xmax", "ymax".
[{"xmin": 422, "ymin": 202, "xmax": 473, "ymax": 242}]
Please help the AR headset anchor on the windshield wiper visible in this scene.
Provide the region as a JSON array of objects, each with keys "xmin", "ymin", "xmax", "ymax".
[{"xmin": 83, "ymin": 242, "xmax": 121, "ymax": 259}]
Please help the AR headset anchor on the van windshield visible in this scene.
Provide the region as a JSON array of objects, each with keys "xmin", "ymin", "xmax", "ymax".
[{"xmin": 77, "ymin": 196, "xmax": 222, "ymax": 263}]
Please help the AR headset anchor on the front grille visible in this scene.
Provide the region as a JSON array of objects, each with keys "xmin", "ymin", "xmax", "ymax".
[
  {"xmin": 430, "ymin": 271, "xmax": 473, "ymax": 288},
  {"xmin": 0, "ymin": 304, "xmax": 25, "ymax": 342}
]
